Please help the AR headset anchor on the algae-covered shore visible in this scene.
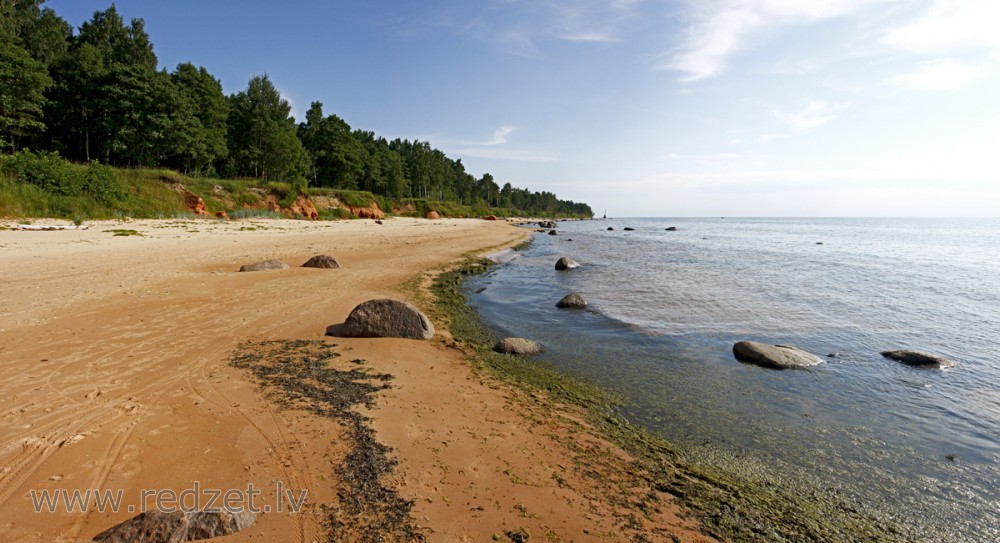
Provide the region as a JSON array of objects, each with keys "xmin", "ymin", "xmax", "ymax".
[{"xmin": 432, "ymin": 239, "xmax": 933, "ymax": 543}]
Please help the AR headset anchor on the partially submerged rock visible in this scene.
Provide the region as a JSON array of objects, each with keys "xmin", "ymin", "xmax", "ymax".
[
  {"xmin": 238, "ymin": 259, "xmax": 288, "ymax": 272},
  {"xmin": 494, "ymin": 337, "xmax": 543, "ymax": 356},
  {"xmin": 623, "ymin": 227, "xmax": 635, "ymax": 231},
  {"xmin": 881, "ymin": 350, "xmax": 955, "ymax": 368},
  {"xmin": 554, "ymin": 256, "xmax": 579, "ymax": 270},
  {"xmin": 301, "ymin": 255, "xmax": 341, "ymax": 269},
  {"xmin": 665, "ymin": 226, "xmax": 678, "ymax": 231},
  {"xmin": 556, "ymin": 293, "xmax": 587, "ymax": 309},
  {"xmin": 548, "ymin": 229, "xmax": 558, "ymax": 235},
  {"xmin": 93, "ymin": 509, "xmax": 256, "ymax": 543},
  {"xmin": 341, "ymin": 299, "xmax": 435, "ymax": 340},
  {"xmin": 606, "ymin": 227, "xmax": 614, "ymax": 231},
  {"xmin": 733, "ymin": 341, "xmax": 823, "ymax": 369}
]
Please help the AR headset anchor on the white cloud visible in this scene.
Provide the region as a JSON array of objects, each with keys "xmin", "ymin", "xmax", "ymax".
[
  {"xmin": 662, "ymin": 0, "xmax": 891, "ymax": 81},
  {"xmin": 774, "ymin": 100, "xmax": 838, "ymax": 130},
  {"xmin": 487, "ymin": 126, "xmax": 517, "ymax": 145},
  {"xmin": 560, "ymin": 32, "xmax": 623, "ymax": 43},
  {"xmin": 893, "ymin": 58, "xmax": 980, "ymax": 89},
  {"xmin": 883, "ymin": 0, "xmax": 1000, "ymax": 54}
]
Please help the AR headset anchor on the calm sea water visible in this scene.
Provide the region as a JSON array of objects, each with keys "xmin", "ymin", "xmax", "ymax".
[{"xmin": 466, "ymin": 218, "xmax": 999, "ymax": 542}]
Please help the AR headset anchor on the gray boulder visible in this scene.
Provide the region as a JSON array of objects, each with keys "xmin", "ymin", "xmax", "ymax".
[
  {"xmin": 239, "ymin": 259, "xmax": 288, "ymax": 272},
  {"xmin": 302, "ymin": 254, "xmax": 341, "ymax": 269},
  {"xmin": 556, "ymin": 293, "xmax": 588, "ymax": 309},
  {"xmin": 341, "ymin": 299, "xmax": 435, "ymax": 340},
  {"xmin": 554, "ymin": 256, "xmax": 579, "ymax": 270},
  {"xmin": 733, "ymin": 341, "xmax": 824, "ymax": 369},
  {"xmin": 494, "ymin": 338, "xmax": 543, "ymax": 356},
  {"xmin": 93, "ymin": 509, "xmax": 256, "ymax": 543},
  {"xmin": 881, "ymin": 350, "xmax": 955, "ymax": 368}
]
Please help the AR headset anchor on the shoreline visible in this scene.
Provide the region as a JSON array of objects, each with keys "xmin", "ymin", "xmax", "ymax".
[
  {"xmin": 457, "ymin": 226, "xmax": 942, "ymax": 543},
  {"xmin": 0, "ymin": 217, "xmax": 713, "ymax": 542}
]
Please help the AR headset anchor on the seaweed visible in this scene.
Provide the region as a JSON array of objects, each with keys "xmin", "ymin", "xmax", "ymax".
[{"xmin": 230, "ymin": 340, "xmax": 424, "ymax": 543}]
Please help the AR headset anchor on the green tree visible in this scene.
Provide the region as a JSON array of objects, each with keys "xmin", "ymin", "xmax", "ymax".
[
  {"xmin": 169, "ymin": 62, "xmax": 228, "ymax": 174},
  {"xmin": 298, "ymin": 101, "xmax": 364, "ymax": 189},
  {"xmin": 226, "ymin": 74, "xmax": 307, "ymax": 182},
  {"xmin": 0, "ymin": 27, "xmax": 52, "ymax": 149},
  {"xmin": 46, "ymin": 6, "xmax": 158, "ymax": 162}
]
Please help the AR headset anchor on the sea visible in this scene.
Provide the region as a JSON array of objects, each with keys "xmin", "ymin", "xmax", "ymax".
[{"xmin": 465, "ymin": 217, "xmax": 999, "ymax": 542}]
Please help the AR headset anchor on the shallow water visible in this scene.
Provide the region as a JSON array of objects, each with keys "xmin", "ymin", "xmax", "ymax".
[{"xmin": 467, "ymin": 218, "xmax": 1000, "ymax": 542}]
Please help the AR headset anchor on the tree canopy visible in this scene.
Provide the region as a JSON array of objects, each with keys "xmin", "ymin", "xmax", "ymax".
[{"xmin": 3, "ymin": 1, "xmax": 593, "ymax": 217}]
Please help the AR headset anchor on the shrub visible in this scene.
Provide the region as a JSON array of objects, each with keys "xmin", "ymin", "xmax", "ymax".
[
  {"xmin": 265, "ymin": 181, "xmax": 292, "ymax": 199},
  {"xmin": 2, "ymin": 150, "xmax": 84, "ymax": 196},
  {"xmin": 83, "ymin": 162, "xmax": 127, "ymax": 205},
  {"xmin": 317, "ymin": 207, "xmax": 353, "ymax": 220}
]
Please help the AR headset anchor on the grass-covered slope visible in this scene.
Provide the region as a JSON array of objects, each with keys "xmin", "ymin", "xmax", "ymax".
[{"xmin": 0, "ymin": 151, "xmax": 591, "ymax": 221}]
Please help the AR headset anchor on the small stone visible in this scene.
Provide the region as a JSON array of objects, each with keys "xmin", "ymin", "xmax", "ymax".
[
  {"xmin": 556, "ymin": 293, "xmax": 587, "ymax": 309},
  {"xmin": 238, "ymin": 259, "xmax": 288, "ymax": 272}
]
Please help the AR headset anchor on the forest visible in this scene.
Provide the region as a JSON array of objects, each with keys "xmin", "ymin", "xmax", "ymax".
[{"xmin": 0, "ymin": 1, "xmax": 593, "ymax": 218}]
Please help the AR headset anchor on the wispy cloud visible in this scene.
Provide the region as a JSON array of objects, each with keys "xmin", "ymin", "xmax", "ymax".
[
  {"xmin": 883, "ymin": 0, "xmax": 1000, "ymax": 54},
  {"xmin": 893, "ymin": 58, "xmax": 980, "ymax": 89},
  {"xmin": 774, "ymin": 100, "xmax": 838, "ymax": 131},
  {"xmin": 440, "ymin": 125, "xmax": 557, "ymax": 162},
  {"xmin": 486, "ymin": 126, "xmax": 516, "ymax": 145},
  {"xmin": 560, "ymin": 32, "xmax": 623, "ymax": 43},
  {"xmin": 661, "ymin": 0, "xmax": 890, "ymax": 82},
  {"xmin": 882, "ymin": 0, "xmax": 999, "ymax": 90}
]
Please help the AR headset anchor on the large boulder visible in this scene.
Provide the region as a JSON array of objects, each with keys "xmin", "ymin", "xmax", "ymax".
[
  {"xmin": 425, "ymin": 210, "xmax": 440, "ymax": 220},
  {"xmin": 548, "ymin": 229, "xmax": 558, "ymax": 236},
  {"xmin": 732, "ymin": 341, "xmax": 824, "ymax": 369},
  {"xmin": 94, "ymin": 509, "xmax": 256, "ymax": 543},
  {"xmin": 494, "ymin": 338, "xmax": 543, "ymax": 356},
  {"xmin": 881, "ymin": 350, "xmax": 955, "ymax": 368},
  {"xmin": 302, "ymin": 255, "xmax": 341, "ymax": 269},
  {"xmin": 239, "ymin": 259, "xmax": 288, "ymax": 272},
  {"xmin": 341, "ymin": 299, "xmax": 435, "ymax": 340},
  {"xmin": 554, "ymin": 257, "xmax": 579, "ymax": 270},
  {"xmin": 556, "ymin": 293, "xmax": 587, "ymax": 309}
]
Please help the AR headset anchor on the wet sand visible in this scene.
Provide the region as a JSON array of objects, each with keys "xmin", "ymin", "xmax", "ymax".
[{"xmin": 0, "ymin": 217, "xmax": 715, "ymax": 542}]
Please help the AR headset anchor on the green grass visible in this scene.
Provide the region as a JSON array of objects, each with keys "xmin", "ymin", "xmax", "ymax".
[{"xmin": 103, "ymin": 228, "xmax": 142, "ymax": 236}]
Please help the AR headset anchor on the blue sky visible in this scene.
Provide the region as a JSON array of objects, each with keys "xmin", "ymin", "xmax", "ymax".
[{"xmin": 47, "ymin": 0, "xmax": 999, "ymax": 217}]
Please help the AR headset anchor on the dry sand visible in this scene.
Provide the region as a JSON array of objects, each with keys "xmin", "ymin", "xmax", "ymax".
[{"xmin": 0, "ymin": 217, "xmax": 716, "ymax": 542}]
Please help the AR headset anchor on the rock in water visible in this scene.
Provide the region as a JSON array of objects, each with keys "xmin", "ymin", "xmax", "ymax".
[
  {"xmin": 554, "ymin": 257, "xmax": 579, "ymax": 270},
  {"xmin": 881, "ymin": 350, "xmax": 955, "ymax": 368},
  {"xmin": 494, "ymin": 338, "xmax": 543, "ymax": 355},
  {"xmin": 556, "ymin": 293, "xmax": 587, "ymax": 309},
  {"xmin": 624, "ymin": 227, "xmax": 635, "ymax": 231},
  {"xmin": 341, "ymin": 299, "xmax": 435, "ymax": 340},
  {"xmin": 548, "ymin": 229, "xmax": 558, "ymax": 235},
  {"xmin": 302, "ymin": 255, "xmax": 341, "ymax": 269},
  {"xmin": 607, "ymin": 227, "xmax": 614, "ymax": 231},
  {"xmin": 665, "ymin": 226, "xmax": 678, "ymax": 231},
  {"xmin": 239, "ymin": 259, "xmax": 288, "ymax": 272},
  {"xmin": 93, "ymin": 509, "xmax": 256, "ymax": 543},
  {"xmin": 732, "ymin": 341, "xmax": 824, "ymax": 369}
]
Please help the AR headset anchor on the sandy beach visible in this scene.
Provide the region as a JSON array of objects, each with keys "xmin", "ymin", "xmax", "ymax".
[{"xmin": 0, "ymin": 217, "xmax": 714, "ymax": 542}]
